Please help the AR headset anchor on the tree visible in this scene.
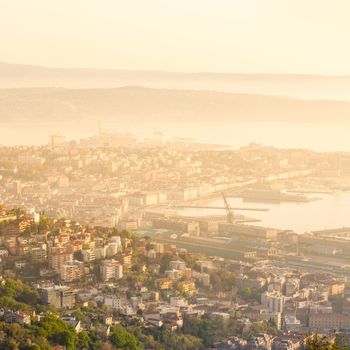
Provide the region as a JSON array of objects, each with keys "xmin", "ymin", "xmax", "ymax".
[
  {"xmin": 0, "ymin": 322, "xmax": 51, "ymax": 350},
  {"xmin": 210, "ymin": 268, "xmax": 235, "ymax": 291},
  {"xmin": 182, "ymin": 316, "xmax": 238, "ymax": 347},
  {"xmin": 77, "ymin": 331, "xmax": 90, "ymax": 350},
  {"xmin": 159, "ymin": 254, "xmax": 175, "ymax": 273},
  {"xmin": 304, "ymin": 334, "xmax": 347, "ymax": 350},
  {"xmin": 0, "ymin": 278, "xmax": 40, "ymax": 311},
  {"xmin": 109, "ymin": 324, "xmax": 142, "ymax": 350},
  {"xmin": 39, "ymin": 315, "xmax": 78, "ymax": 350},
  {"xmin": 72, "ymin": 308, "xmax": 91, "ymax": 325},
  {"xmin": 155, "ymin": 330, "xmax": 204, "ymax": 350},
  {"xmin": 241, "ymin": 287, "xmax": 252, "ymax": 299}
]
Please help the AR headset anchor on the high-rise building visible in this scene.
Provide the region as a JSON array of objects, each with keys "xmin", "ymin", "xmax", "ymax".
[
  {"xmin": 82, "ymin": 249, "xmax": 95, "ymax": 263},
  {"xmin": 49, "ymin": 247, "xmax": 73, "ymax": 272},
  {"xmin": 261, "ymin": 291, "xmax": 285, "ymax": 314},
  {"xmin": 31, "ymin": 244, "xmax": 47, "ymax": 263},
  {"xmin": 60, "ymin": 260, "xmax": 84, "ymax": 282},
  {"xmin": 100, "ymin": 259, "xmax": 123, "ymax": 282},
  {"xmin": 122, "ymin": 254, "xmax": 132, "ymax": 269}
]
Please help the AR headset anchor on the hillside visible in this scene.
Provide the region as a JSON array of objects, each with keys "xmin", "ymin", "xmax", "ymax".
[
  {"xmin": 2, "ymin": 62, "xmax": 350, "ymax": 99},
  {"xmin": 1, "ymin": 86, "xmax": 350, "ymax": 124}
]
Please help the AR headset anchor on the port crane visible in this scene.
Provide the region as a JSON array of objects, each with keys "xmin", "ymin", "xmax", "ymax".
[
  {"xmin": 222, "ymin": 192, "xmax": 234, "ymax": 223},
  {"xmin": 167, "ymin": 192, "xmax": 268, "ymax": 224}
]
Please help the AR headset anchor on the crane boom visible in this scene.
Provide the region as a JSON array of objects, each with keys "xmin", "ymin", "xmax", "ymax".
[{"xmin": 222, "ymin": 192, "xmax": 234, "ymax": 223}]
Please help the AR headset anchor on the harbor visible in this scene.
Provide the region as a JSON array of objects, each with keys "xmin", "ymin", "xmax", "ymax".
[{"xmin": 171, "ymin": 190, "xmax": 350, "ymax": 234}]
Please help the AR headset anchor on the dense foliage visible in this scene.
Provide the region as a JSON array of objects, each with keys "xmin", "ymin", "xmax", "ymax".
[
  {"xmin": 306, "ymin": 334, "xmax": 349, "ymax": 350},
  {"xmin": 38, "ymin": 315, "xmax": 78, "ymax": 350},
  {"xmin": 0, "ymin": 278, "xmax": 40, "ymax": 311},
  {"xmin": 0, "ymin": 321, "xmax": 51, "ymax": 350},
  {"xmin": 109, "ymin": 324, "xmax": 143, "ymax": 350},
  {"xmin": 182, "ymin": 316, "xmax": 238, "ymax": 347}
]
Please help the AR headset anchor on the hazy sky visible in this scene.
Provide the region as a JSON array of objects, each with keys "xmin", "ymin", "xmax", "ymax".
[{"xmin": 1, "ymin": 0, "xmax": 350, "ymax": 74}]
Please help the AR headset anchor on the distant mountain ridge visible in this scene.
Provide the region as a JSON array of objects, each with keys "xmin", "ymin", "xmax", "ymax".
[
  {"xmin": 2, "ymin": 62, "xmax": 350, "ymax": 99},
  {"xmin": 1, "ymin": 86, "xmax": 350, "ymax": 124}
]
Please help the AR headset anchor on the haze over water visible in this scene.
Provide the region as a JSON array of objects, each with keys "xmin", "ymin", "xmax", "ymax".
[
  {"xmin": 178, "ymin": 192, "xmax": 350, "ymax": 234},
  {"xmin": 3, "ymin": 120, "xmax": 350, "ymax": 152}
]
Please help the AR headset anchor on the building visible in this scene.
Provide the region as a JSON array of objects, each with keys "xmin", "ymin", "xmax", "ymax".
[
  {"xmin": 152, "ymin": 218, "xmax": 200, "ymax": 235},
  {"xmin": 100, "ymin": 259, "xmax": 123, "ymax": 282},
  {"xmin": 268, "ymin": 276, "xmax": 285, "ymax": 293},
  {"xmin": 165, "ymin": 269, "xmax": 182, "ymax": 280},
  {"xmin": 219, "ymin": 223, "xmax": 277, "ymax": 241},
  {"xmin": 329, "ymin": 282, "xmax": 345, "ymax": 296},
  {"xmin": 60, "ymin": 260, "xmax": 84, "ymax": 282},
  {"xmin": 41, "ymin": 285, "xmax": 76, "ymax": 309},
  {"xmin": 49, "ymin": 247, "xmax": 73, "ymax": 272},
  {"xmin": 236, "ymin": 273, "xmax": 267, "ymax": 291},
  {"xmin": 129, "ymin": 191, "xmax": 166, "ymax": 207},
  {"xmin": 286, "ymin": 278, "xmax": 300, "ymax": 297},
  {"xmin": 261, "ymin": 291, "xmax": 285, "ymax": 314},
  {"xmin": 309, "ymin": 313, "xmax": 350, "ymax": 330},
  {"xmin": 284, "ymin": 315, "xmax": 301, "ymax": 332},
  {"xmin": 169, "ymin": 260, "xmax": 186, "ymax": 271},
  {"xmin": 106, "ymin": 236, "xmax": 122, "ymax": 257},
  {"xmin": 104, "ymin": 295, "xmax": 124, "ymax": 310},
  {"xmin": 170, "ymin": 297, "xmax": 188, "ymax": 308},
  {"xmin": 31, "ymin": 245, "xmax": 48, "ymax": 262},
  {"xmin": 192, "ymin": 271, "xmax": 210, "ymax": 286},
  {"xmin": 4, "ymin": 311, "xmax": 31, "ymax": 325},
  {"xmin": 122, "ymin": 254, "xmax": 132, "ymax": 268},
  {"xmin": 178, "ymin": 280, "xmax": 196, "ymax": 296},
  {"xmin": 82, "ymin": 249, "xmax": 95, "ymax": 263}
]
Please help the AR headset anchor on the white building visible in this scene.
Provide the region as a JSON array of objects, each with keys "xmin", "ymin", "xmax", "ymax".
[
  {"xmin": 284, "ymin": 315, "xmax": 301, "ymax": 331},
  {"xmin": 104, "ymin": 295, "xmax": 124, "ymax": 310},
  {"xmin": 100, "ymin": 259, "xmax": 123, "ymax": 282},
  {"xmin": 82, "ymin": 249, "xmax": 95, "ymax": 263},
  {"xmin": 261, "ymin": 291, "xmax": 285, "ymax": 313}
]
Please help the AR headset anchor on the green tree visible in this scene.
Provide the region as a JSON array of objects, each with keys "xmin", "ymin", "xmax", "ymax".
[
  {"xmin": 210, "ymin": 269, "xmax": 235, "ymax": 291},
  {"xmin": 241, "ymin": 287, "xmax": 252, "ymax": 299},
  {"xmin": 109, "ymin": 324, "xmax": 143, "ymax": 350},
  {"xmin": 77, "ymin": 331, "xmax": 90, "ymax": 350},
  {"xmin": 39, "ymin": 315, "xmax": 78, "ymax": 350}
]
